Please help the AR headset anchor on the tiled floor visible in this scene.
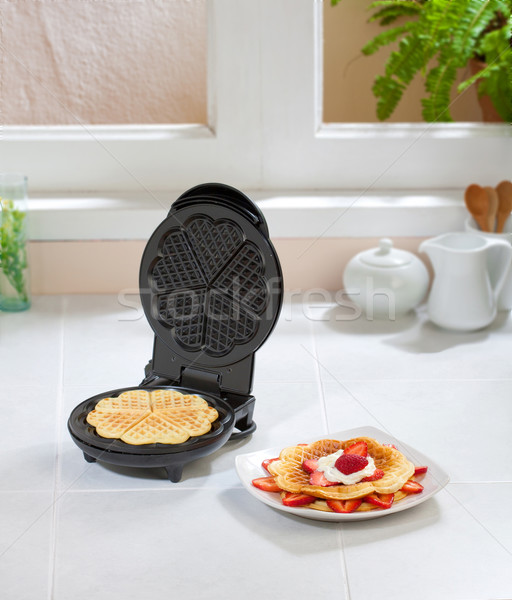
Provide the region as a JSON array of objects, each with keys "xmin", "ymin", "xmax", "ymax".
[{"xmin": 1, "ymin": 294, "xmax": 511, "ymax": 600}]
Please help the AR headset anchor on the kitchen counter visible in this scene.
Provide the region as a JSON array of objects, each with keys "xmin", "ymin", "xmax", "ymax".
[{"xmin": 1, "ymin": 294, "xmax": 511, "ymax": 600}]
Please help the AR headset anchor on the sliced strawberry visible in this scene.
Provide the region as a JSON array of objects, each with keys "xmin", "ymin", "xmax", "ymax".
[
  {"xmin": 310, "ymin": 470, "xmax": 337, "ymax": 487},
  {"xmin": 326, "ymin": 498, "xmax": 363, "ymax": 513},
  {"xmin": 344, "ymin": 441, "xmax": 368, "ymax": 457},
  {"xmin": 361, "ymin": 468, "xmax": 385, "ymax": 482},
  {"xmin": 364, "ymin": 492, "xmax": 394, "ymax": 509},
  {"xmin": 414, "ymin": 465, "xmax": 428, "ymax": 476},
  {"xmin": 382, "ymin": 443, "xmax": 397, "ymax": 449},
  {"xmin": 252, "ymin": 476, "xmax": 281, "ymax": 492},
  {"xmin": 335, "ymin": 453, "xmax": 368, "ymax": 475},
  {"xmin": 261, "ymin": 458, "xmax": 279, "ymax": 473},
  {"xmin": 281, "ymin": 492, "xmax": 317, "ymax": 507},
  {"xmin": 302, "ymin": 458, "xmax": 319, "ymax": 474},
  {"xmin": 401, "ymin": 480, "xmax": 424, "ymax": 494}
]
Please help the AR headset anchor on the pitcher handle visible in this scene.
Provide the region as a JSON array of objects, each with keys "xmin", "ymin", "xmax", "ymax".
[{"xmin": 486, "ymin": 239, "xmax": 512, "ymax": 300}]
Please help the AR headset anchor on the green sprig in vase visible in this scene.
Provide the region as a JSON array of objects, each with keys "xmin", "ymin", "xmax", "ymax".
[{"xmin": 0, "ymin": 174, "xmax": 31, "ymax": 312}]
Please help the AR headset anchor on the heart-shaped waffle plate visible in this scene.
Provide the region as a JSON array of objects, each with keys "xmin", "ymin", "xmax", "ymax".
[{"xmin": 140, "ymin": 196, "xmax": 282, "ymax": 370}]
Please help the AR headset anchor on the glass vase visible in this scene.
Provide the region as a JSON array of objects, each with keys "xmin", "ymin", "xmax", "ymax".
[{"xmin": 0, "ymin": 174, "xmax": 31, "ymax": 312}]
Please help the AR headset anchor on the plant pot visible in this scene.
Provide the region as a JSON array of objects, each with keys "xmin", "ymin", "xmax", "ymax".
[{"xmin": 469, "ymin": 58, "xmax": 503, "ymax": 123}]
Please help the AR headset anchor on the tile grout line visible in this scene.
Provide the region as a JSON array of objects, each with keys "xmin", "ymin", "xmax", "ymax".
[
  {"xmin": 47, "ymin": 296, "xmax": 67, "ymax": 600},
  {"xmin": 309, "ymin": 313, "xmax": 329, "ymax": 436},
  {"xmin": 55, "ymin": 485, "xmax": 243, "ymax": 494},
  {"xmin": 310, "ymin": 320, "xmax": 351, "ymax": 599},
  {"xmin": 336, "ymin": 527, "xmax": 352, "ymax": 600}
]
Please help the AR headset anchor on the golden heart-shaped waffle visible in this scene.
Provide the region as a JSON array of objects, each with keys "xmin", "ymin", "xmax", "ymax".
[
  {"xmin": 93, "ymin": 389, "xmax": 151, "ymax": 412},
  {"xmin": 86, "ymin": 389, "xmax": 218, "ymax": 445},
  {"xmin": 86, "ymin": 409, "xmax": 151, "ymax": 438},
  {"xmin": 267, "ymin": 437, "xmax": 414, "ymax": 501},
  {"xmin": 306, "ymin": 490, "xmax": 409, "ymax": 513}
]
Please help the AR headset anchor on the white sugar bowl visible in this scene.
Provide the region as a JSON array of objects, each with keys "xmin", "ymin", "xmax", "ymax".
[{"xmin": 343, "ymin": 238, "xmax": 429, "ymax": 318}]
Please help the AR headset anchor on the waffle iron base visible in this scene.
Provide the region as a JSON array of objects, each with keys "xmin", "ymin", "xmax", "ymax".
[{"xmin": 67, "ymin": 386, "xmax": 253, "ymax": 482}]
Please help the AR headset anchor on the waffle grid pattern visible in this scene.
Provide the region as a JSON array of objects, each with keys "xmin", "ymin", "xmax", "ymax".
[
  {"xmin": 187, "ymin": 217, "xmax": 244, "ymax": 281},
  {"xmin": 86, "ymin": 389, "xmax": 219, "ymax": 446},
  {"xmin": 204, "ymin": 291, "xmax": 258, "ymax": 356},
  {"xmin": 152, "ymin": 230, "xmax": 206, "ymax": 292},
  {"xmin": 213, "ymin": 242, "xmax": 268, "ymax": 315},
  {"xmin": 156, "ymin": 289, "xmax": 206, "ymax": 350},
  {"xmin": 149, "ymin": 215, "xmax": 269, "ymax": 357},
  {"xmin": 268, "ymin": 437, "xmax": 415, "ymax": 501}
]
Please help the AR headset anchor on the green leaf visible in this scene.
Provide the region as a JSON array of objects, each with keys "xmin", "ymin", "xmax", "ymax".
[
  {"xmin": 362, "ymin": 24, "xmax": 411, "ymax": 56},
  {"xmin": 372, "ymin": 75, "xmax": 406, "ymax": 120},
  {"xmin": 422, "ymin": 62, "xmax": 459, "ymax": 121},
  {"xmin": 368, "ymin": 2, "xmax": 422, "ymax": 26},
  {"xmin": 384, "ymin": 36, "xmax": 427, "ymax": 84},
  {"xmin": 331, "ymin": 0, "xmax": 512, "ymax": 121}
]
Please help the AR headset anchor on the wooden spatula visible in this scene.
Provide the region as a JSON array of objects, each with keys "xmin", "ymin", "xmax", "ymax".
[
  {"xmin": 496, "ymin": 180, "xmax": 512, "ymax": 234},
  {"xmin": 464, "ymin": 184, "xmax": 489, "ymax": 231},
  {"xmin": 484, "ymin": 186, "xmax": 498, "ymax": 232}
]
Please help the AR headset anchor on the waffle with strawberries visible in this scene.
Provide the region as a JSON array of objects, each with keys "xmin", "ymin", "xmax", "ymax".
[{"xmin": 252, "ymin": 437, "xmax": 426, "ymax": 513}]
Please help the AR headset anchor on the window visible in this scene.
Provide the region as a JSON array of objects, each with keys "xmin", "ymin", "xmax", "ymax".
[{"xmin": 0, "ymin": 0, "xmax": 510, "ymax": 194}]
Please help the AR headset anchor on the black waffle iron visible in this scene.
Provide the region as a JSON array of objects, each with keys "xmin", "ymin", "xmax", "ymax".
[
  {"xmin": 68, "ymin": 183, "xmax": 283, "ymax": 482},
  {"xmin": 68, "ymin": 184, "xmax": 283, "ymax": 482}
]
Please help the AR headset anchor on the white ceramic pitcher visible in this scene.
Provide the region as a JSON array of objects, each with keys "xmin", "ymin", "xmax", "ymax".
[{"xmin": 420, "ymin": 232, "xmax": 512, "ymax": 331}]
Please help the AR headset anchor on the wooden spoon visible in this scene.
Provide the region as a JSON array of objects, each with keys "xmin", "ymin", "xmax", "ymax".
[
  {"xmin": 496, "ymin": 180, "xmax": 512, "ymax": 234},
  {"xmin": 484, "ymin": 186, "xmax": 498, "ymax": 232},
  {"xmin": 464, "ymin": 183, "xmax": 489, "ymax": 231}
]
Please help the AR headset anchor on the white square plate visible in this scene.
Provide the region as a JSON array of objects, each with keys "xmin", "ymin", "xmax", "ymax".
[{"xmin": 235, "ymin": 426, "xmax": 450, "ymax": 521}]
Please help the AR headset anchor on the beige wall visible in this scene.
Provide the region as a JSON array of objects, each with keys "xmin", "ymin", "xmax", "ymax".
[
  {"xmin": 28, "ymin": 237, "xmax": 429, "ymax": 294},
  {"xmin": 1, "ymin": 1, "xmax": 207, "ymax": 125}
]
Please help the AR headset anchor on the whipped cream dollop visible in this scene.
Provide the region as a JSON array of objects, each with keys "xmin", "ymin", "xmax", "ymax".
[{"xmin": 317, "ymin": 450, "xmax": 377, "ymax": 485}]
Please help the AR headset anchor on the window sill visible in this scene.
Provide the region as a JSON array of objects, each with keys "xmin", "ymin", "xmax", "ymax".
[{"xmin": 28, "ymin": 189, "xmax": 466, "ymax": 241}]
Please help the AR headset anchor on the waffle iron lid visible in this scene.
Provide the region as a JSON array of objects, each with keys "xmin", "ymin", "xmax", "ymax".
[{"xmin": 139, "ymin": 184, "xmax": 283, "ymax": 371}]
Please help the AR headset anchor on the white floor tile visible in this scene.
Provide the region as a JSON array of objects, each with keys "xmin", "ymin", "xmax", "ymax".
[
  {"xmin": 0, "ymin": 295, "xmax": 63, "ymax": 386},
  {"xmin": 313, "ymin": 303, "xmax": 512, "ymax": 381},
  {"xmin": 448, "ymin": 482, "xmax": 512, "ymax": 554},
  {"xmin": 0, "ymin": 491, "xmax": 53, "ymax": 600},
  {"xmin": 322, "ymin": 380, "xmax": 512, "ymax": 482},
  {"xmin": 342, "ymin": 487, "xmax": 512, "ymax": 600},
  {"xmin": 62, "ymin": 295, "xmax": 153, "ymax": 387},
  {"xmin": 0, "ymin": 386, "xmax": 58, "ymax": 491},
  {"xmin": 53, "ymin": 489, "xmax": 347, "ymax": 600},
  {"xmin": 2, "ymin": 294, "xmax": 511, "ymax": 600},
  {"xmin": 254, "ymin": 302, "xmax": 317, "ymax": 382}
]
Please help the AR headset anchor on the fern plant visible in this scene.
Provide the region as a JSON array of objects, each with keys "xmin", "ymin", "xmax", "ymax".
[{"xmin": 331, "ymin": 0, "xmax": 512, "ymax": 122}]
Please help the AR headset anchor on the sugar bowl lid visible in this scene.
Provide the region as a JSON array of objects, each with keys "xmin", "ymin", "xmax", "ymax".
[{"xmin": 358, "ymin": 238, "xmax": 414, "ymax": 268}]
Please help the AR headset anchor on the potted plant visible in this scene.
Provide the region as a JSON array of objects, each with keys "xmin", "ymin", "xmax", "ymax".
[{"xmin": 330, "ymin": 0, "xmax": 512, "ymax": 122}]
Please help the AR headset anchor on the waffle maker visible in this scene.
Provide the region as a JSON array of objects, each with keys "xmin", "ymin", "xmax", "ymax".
[{"xmin": 68, "ymin": 183, "xmax": 283, "ymax": 482}]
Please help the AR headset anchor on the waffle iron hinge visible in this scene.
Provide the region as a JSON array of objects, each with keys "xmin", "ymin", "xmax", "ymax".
[
  {"xmin": 144, "ymin": 336, "xmax": 257, "ymax": 438},
  {"xmin": 179, "ymin": 361, "xmax": 257, "ymax": 438},
  {"xmin": 180, "ymin": 366, "xmax": 221, "ymax": 395}
]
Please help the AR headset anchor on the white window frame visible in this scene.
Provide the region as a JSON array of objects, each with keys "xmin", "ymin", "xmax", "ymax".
[
  {"xmin": 1, "ymin": 0, "xmax": 510, "ymax": 239},
  {"xmin": 259, "ymin": 0, "xmax": 511, "ymax": 190},
  {"xmin": 0, "ymin": 1, "xmax": 263, "ymax": 192}
]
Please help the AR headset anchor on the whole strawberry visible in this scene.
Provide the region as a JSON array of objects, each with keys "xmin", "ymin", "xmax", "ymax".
[{"xmin": 334, "ymin": 453, "xmax": 368, "ymax": 475}]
